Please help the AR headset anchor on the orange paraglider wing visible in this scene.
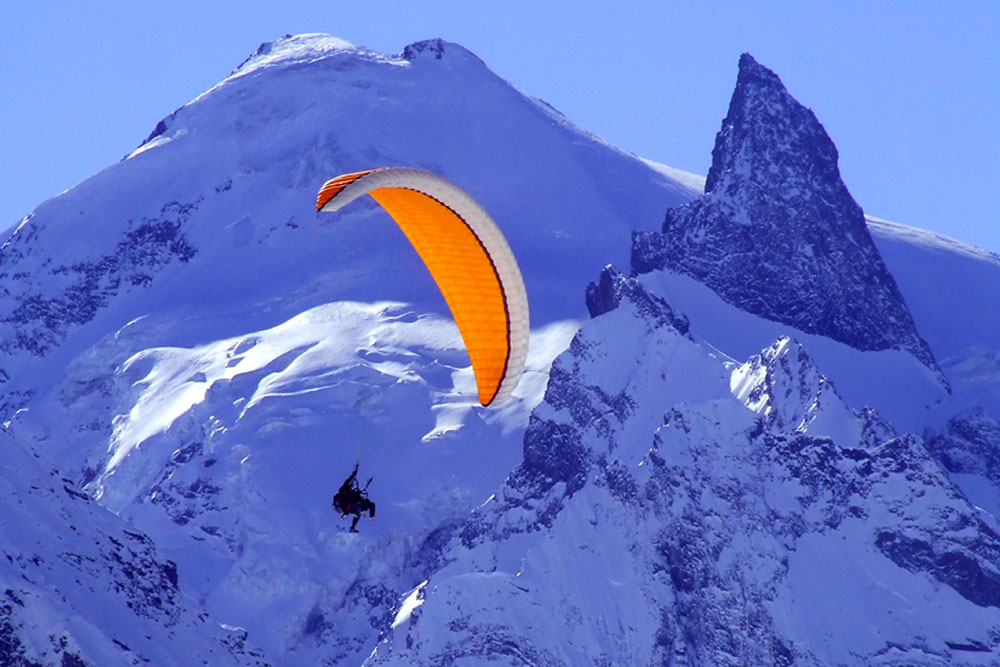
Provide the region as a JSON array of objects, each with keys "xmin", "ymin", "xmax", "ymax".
[{"xmin": 317, "ymin": 167, "xmax": 529, "ymax": 407}]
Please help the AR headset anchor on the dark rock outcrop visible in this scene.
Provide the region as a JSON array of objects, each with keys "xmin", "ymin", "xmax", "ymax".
[{"xmin": 634, "ymin": 54, "xmax": 939, "ymax": 375}]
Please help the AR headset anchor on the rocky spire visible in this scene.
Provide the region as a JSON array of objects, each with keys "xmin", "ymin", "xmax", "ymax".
[{"xmin": 633, "ymin": 54, "xmax": 941, "ymax": 377}]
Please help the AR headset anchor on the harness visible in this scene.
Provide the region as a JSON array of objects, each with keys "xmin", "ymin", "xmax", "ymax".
[
  {"xmin": 334, "ymin": 485, "xmax": 370, "ymax": 516},
  {"xmin": 333, "ymin": 471, "xmax": 374, "ymax": 517}
]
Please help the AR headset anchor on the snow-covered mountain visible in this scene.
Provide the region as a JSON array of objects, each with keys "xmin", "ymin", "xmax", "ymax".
[
  {"xmin": 3, "ymin": 34, "xmax": 1000, "ymax": 665},
  {"xmin": 1, "ymin": 34, "xmax": 695, "ymax": 665},
  {"xmin": 373, "ymin": 274, "xmax": 1000, "ymax": 665}
]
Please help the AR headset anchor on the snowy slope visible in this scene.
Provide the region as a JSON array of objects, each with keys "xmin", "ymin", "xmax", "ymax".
[
  {"xmin": 0, "ymin": 430, "xmax": 264, "ymax": 665},
  {"xmin": 12, "ymin": 300, "xmax": 574, "ymax": 663},
  {"xmin": 632, "ymin": 267, "xmax": 949, "ymax": 434},
  {"xmin": 870, "ymin": 217, "xmax": 1000, "ymax": 416},
  {"xmin": 0, "ymin": 34, "xmax": 701, "ymax": 430},
  {"xmin": 371, "ymin": 272, "xmax": 1000, "ymax": 665}
]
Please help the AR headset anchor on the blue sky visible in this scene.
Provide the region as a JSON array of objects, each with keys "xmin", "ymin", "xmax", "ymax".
[{"xmin": 3, "ymin": 1, "xmax": 998, "ymax": 251}]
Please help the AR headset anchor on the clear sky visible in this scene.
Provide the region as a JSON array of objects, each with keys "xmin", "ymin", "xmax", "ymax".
[{"xmin": 2, "ymin": 1, "xmax": 997, "ymax": 251}]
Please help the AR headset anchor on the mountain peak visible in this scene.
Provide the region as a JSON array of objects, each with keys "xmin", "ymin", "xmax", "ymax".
[
  {"xmin": 737, "ymin": 52, "xmax": 778, "ymax": 83},
  {"xmin": 706, "ymin": 52, "xmax": 838, "ymax": 197},
  {"xmin": 402, "ymin": 38, "xmax": 448, "ymax": 61},
  {"xmin": 634, "ymin": 53, "xmax": 942, "ymax": 378},
  {"xmin": 229, "ymin": 33, "xmax": 379, "ymax": 79},
  {"xmin": 401, "ymin": 38, "xmax": 486, "ymax": 67},
  {"xmin": 733, "ymin": 52, "xmax": 785, "ymax": 100},
  {"xmin": 731, "ymin": 336, "xmax": 863, "ymax": 443}
]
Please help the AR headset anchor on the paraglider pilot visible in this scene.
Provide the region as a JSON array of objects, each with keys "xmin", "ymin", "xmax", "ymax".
[{"xmin": 333, "ymin": 463, "xmax": 376, "ymax": 533}]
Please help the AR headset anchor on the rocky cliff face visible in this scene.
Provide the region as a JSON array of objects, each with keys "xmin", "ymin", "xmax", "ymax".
[
  {"xmin": 372, "ymin": 271, "xmax": 1000, "ymax": 665},
  {"xmin": 633, "ymin": 54, "xmax": 939, "ymax": 376},
  {"xmin": 0, "ymin": 202, "xmax": 198, "ymax": 358}
]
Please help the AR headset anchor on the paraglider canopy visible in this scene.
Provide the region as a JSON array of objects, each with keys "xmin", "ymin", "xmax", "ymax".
[{"xmin": 316, "ymin": 167, "xmax": 529, "ymax": 407}]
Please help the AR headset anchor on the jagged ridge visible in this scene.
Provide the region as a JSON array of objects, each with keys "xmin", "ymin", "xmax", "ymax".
[{"xmin": 374, "ymin": 274, "xmax": 1000, "ymax": 664}]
